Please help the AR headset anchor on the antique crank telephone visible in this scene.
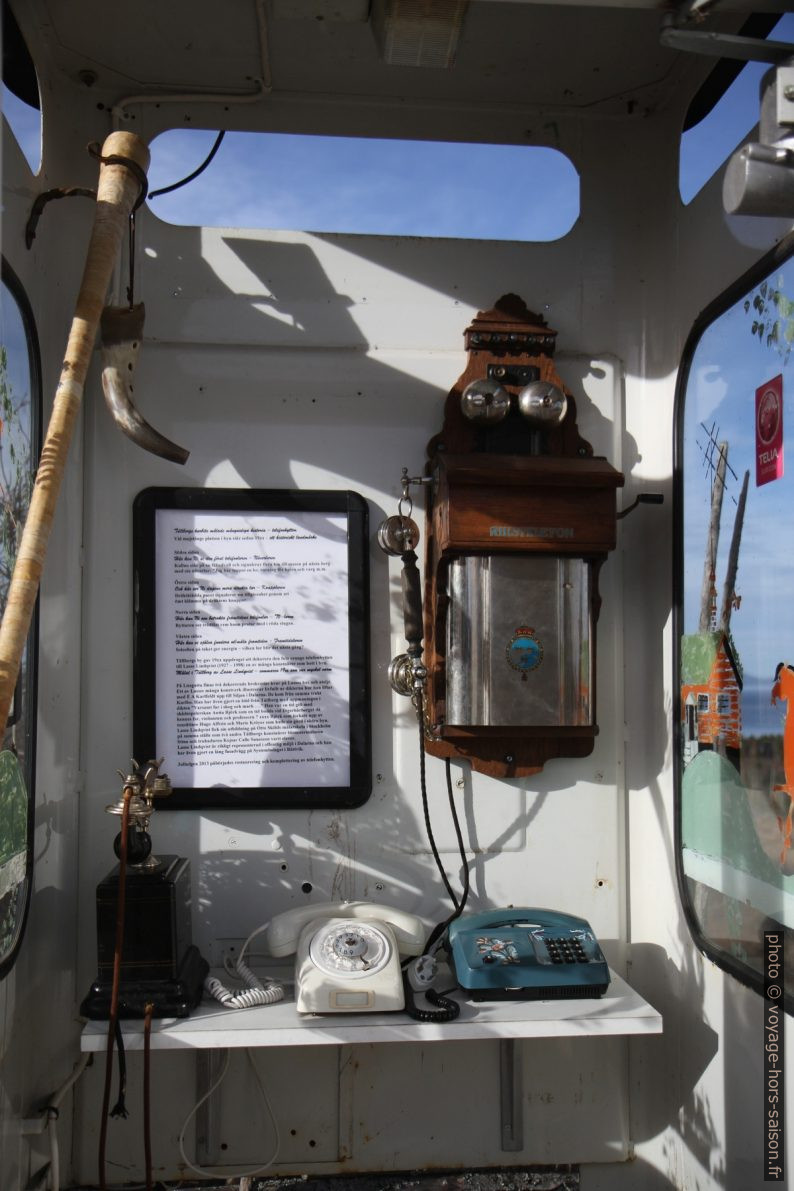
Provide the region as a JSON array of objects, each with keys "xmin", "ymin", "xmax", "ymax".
[
  {"xmin": 82, "ymin": 758, "xmax": 208, "ymax": 1019},
  {"xmin": 375, "ymin": 299, "xmax": 620, "ymax": 1003},
  {"xmin": 379, "ymin": 294, "xmax": 625, "ymax": 779}
]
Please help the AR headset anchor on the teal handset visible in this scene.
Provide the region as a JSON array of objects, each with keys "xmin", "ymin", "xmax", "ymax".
[{"xmin": 447, "ymin": 908, "xmax": 610, "ymax": 1000}]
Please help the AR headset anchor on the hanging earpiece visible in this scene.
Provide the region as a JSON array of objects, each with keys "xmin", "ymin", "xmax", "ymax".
[
  {"xmin": 377, "ymin": 467, "xmax": 423, "ymax": 556},
  {"xmin": 379, "ymin": 469, "xmax": 431, "ymax": 708},
  {"xmin": 377, "ymin": 514, "xmax": 420, "ymax": 556}
]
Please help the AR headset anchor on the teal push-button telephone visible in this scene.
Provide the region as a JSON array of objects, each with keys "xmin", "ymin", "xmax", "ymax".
[{"xmin": 447, "ymin": 907, "xmax": 610, "ymax": 1000}]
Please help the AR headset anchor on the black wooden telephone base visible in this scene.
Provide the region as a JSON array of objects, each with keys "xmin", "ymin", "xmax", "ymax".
[
  {"xmin": 81, "ymin": 854, "xmax": 208, "ymax": 1020},
  {"xmin": 81, "ymin": 943, "xmax": 207, "ymax": 1020}
]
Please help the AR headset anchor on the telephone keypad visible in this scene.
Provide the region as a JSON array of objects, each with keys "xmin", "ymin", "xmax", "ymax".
[{"xmin": 544, "ymin": 936, "xmax": 589, "ymax": 964}]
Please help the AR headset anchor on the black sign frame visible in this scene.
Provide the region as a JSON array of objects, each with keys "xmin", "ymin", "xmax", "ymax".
[{"xmin": 133, "ymin": 487, "xmax": 370, "ymax": 810}]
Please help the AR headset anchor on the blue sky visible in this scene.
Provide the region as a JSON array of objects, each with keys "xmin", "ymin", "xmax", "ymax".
[
  {"xmin": 148, "ymin": 134, "xmax": 580, "ymax": 240},
  {"xmin": 3, "ymin": 12, "xmax": 793, "ymax": 239}
]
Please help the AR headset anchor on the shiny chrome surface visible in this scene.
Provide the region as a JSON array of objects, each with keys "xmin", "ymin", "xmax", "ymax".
[
  {"xmin": 460, "ymin": 378, "xmax": 511, "ymax": 423},
  {"xmin": 377, "ymin": 514, "xmax": 420, "ymax": 555},
  {"xmin": 517, "ymin": 380, "xmax": 568, "ymax": 426},
  {"xmin": 446, "ymin": 554, "xmax": 592, "ymax": 726}
]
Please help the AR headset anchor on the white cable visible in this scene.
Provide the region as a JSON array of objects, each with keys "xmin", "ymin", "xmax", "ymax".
[
  {"xmin": 238, "ymin": 919, "xmax": 271, "ymax": 963},
  {"xmin": 111, "ymin": 0, "xmax": 271, "ymax": 121},
  {"xmin": 177, "ymin": 1047, "xmax": 280, "ymax": 1179},
  {"xmin": 24, "ymin": 1053, "xmax": 92, "ymax": 1191},
  {"xmin": 49, "ymin": 1053, "xmax": 92, "ymax": 1111},
  {"xmin": 204, "ymin": 919, "xmax": 286, "ymax": 1009}
]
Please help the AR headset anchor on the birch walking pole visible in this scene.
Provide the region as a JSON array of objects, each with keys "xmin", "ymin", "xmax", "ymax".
[{"xmin": 0, "ymin": 131, "xmax": 150, "ymax": 732}]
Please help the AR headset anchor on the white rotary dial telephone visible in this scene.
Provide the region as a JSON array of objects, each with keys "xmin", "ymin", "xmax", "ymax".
[{"xmin": 266, "ymin": 900, "xmax": 426, "ymax": 1014}]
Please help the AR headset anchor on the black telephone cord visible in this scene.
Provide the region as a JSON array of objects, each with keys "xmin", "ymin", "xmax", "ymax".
[
  {"xmin": 416, "ymin": 690, "xmax": 460, "ymax": 915},
  {"xmin": 402, "ymin": 970, "xmax": 460, "ymax": 1022},
  {"xmin": 437, "ymin": 753, "xmax": 472, "ymax": 931},
  {"xmin": 417, "ymin": 706, "xmax": 471, "ymax": 955}
]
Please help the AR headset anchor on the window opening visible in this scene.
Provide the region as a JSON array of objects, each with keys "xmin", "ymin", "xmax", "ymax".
[
  {"xmin": 2, "ymin": 88, "xmax": 41, "ymax": 176},
  {"xmin": 0, "ymin": 261, "xmax": 40, "ymax": 980},
  {"xmin": 680, "ymin": 13, "xmax": 794, "ymax": 205},
  {"xmin": 147, "ymin": 131, "xmax": 579, "ymax": 241},
  {"xmin": 675, "ymin": 233, "xmax": 794, "ymax": 1012},
  {"xmin": 1, "ymin": 1, "xmax": 41, "ymax": 175}
]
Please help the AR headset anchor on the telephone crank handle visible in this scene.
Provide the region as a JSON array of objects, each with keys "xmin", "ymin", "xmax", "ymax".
[{"xmin": 401, "ymin": 550, "xmax": 423, "ymax": 657}]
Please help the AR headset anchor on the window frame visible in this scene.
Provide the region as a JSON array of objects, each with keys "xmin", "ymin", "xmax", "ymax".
[
  {"xmin": 0, "ymin": 258, "xmax": 40, "ymax": 982},
  {"xmin": 673, "ymin": 228, "xmax": 794, "ymax": 1012}
]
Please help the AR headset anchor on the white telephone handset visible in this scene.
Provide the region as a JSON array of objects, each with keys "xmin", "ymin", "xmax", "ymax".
[{"xmin": 267, "ymin": 901, "xmax": 426, "ymax": 1014}]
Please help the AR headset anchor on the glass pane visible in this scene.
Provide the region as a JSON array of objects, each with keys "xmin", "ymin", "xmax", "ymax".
[
  {"xmin": 677, "ymin": 243, "xmax": 794, "ymax": 1008},
  {"xmin": 148, "ymin": 129, "xmax": 580, "ymax": 241},
  {"xmin": 446, "ymin": 555, "xmax": 591, "ymax": 726},
  {"xmin": 0, "ymin": 268, "xmax": 37, "ymax": 977}
]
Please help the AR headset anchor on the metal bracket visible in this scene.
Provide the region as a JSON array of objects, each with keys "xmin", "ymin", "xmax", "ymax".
[
  {"xmin": 487, "ymin": 364, "xmax": 540, "ymax": 386},
  {"xmin": 660, "ymin": 14, "xmax": 794, "ymax": 66},
  {"xmin": 722, "ymin": 56, "xmax": 794, "ymax": 216},
  {"xmin": 195, "ymin": 1048, "xmax": 226, "ymax": 1165},
  {"xmin": 499, "ymin": 1038, "xmax": 524, "ymax": 1152},
  {"xmin": 777, "ymin": 65, "xmax": 794, "ymax": 127}
]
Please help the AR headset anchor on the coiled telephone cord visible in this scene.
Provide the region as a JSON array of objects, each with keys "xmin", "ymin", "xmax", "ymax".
[{"xmin": 204, "ymin": 954, "xmax": 284, "ymax": 1009}]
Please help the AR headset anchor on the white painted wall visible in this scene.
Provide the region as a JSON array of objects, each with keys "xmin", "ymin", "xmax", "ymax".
[{"xmin": 72, "ymin": 209, "xmax": 631, "ymax": 1180}]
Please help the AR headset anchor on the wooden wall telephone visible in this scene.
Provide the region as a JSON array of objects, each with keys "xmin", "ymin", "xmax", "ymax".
[{"xmin": 382, "ymin": 295, "xmax": 624, "ymax": 779}]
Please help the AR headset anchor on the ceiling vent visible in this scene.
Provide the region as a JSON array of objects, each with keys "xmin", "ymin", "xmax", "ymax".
[{"xmin": 371, "ymin": 0, "xmax": 469, "ymax": 68}]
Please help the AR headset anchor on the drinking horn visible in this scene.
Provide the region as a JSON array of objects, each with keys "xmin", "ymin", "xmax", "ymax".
[{"xmin": 100, "ymin": 303, "xmax": 189, "ymax": 464}]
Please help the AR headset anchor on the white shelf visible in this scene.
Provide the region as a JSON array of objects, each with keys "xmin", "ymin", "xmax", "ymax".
[{"xmin": 80, "ymin": 969, "xmax": 662, "ymax": 1052}]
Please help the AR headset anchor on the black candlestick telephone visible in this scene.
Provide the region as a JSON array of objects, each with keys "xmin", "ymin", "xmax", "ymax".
[{"xmin": 81, "ymin": 759, "xmax": 207, "ymax": 1020}]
